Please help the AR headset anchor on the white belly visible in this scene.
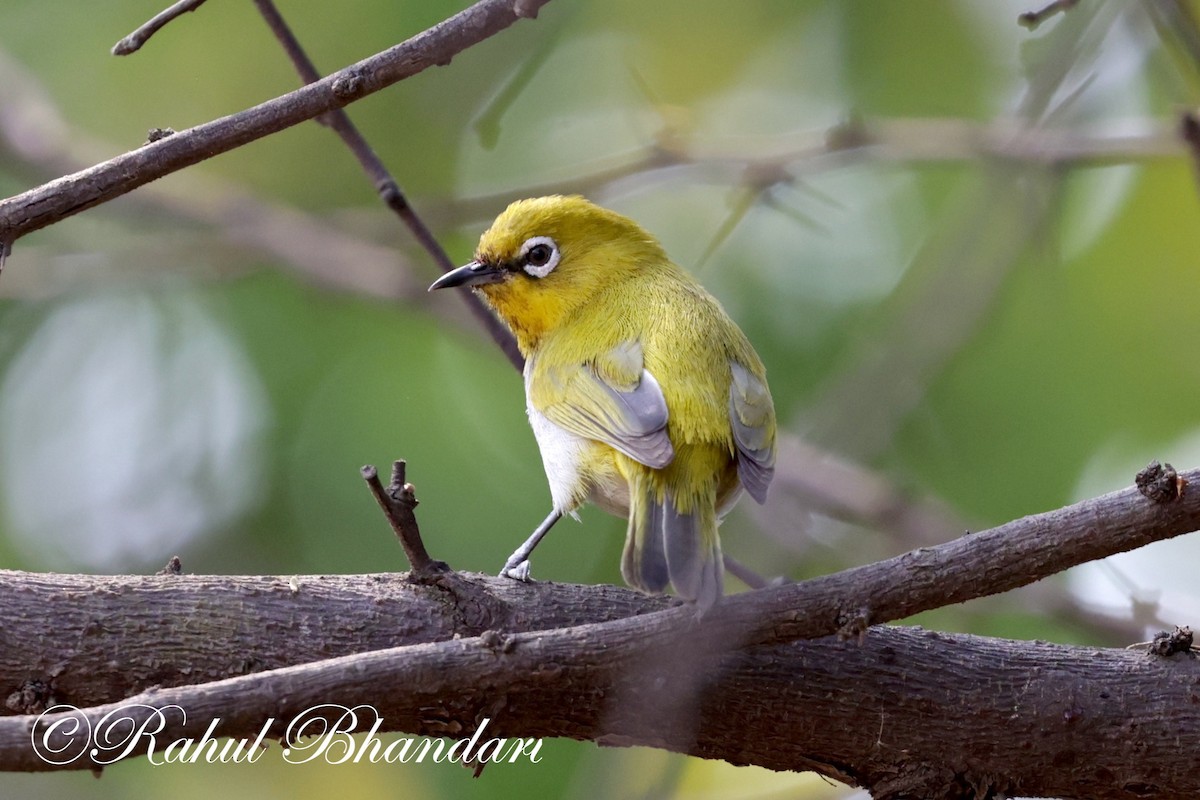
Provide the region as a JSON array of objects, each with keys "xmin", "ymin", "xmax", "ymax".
[
  {"xmin": 527, "ymin": 403, "xmax": 592, "ymax": 513},
  {"xmin": 525, "ymin": 367, "xmax": 629, "ymax": 517}
]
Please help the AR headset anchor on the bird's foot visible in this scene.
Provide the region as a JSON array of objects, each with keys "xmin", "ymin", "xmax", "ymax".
[{"xmin": 500, "ymin": 558, "xmax": 533, "ymax": 582}]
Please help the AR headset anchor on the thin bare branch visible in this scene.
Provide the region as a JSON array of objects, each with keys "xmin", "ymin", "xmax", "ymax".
[
  {"xmin": 0, "ymin": 46, "xmax": 425, "ymax": 301},
  {"xmin": 111, "ymin": 0, "xmax": 209, "ymax": 56},
  {"xmin": 249, "ymin": 0, "xmax": 522, "ymax": 368},
  {"xmin": 0, "ymin": 0, "xmax": 554, "ymax": 247}
]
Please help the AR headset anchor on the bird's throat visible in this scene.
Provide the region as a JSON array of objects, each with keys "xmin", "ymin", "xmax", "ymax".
[{"xmin": 477, "ymin": 282, "xmax": 573, "ymax": 355}]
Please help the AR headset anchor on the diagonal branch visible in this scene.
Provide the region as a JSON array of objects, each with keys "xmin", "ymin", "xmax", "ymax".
[
  {"xmin": 248, "ymin": 0, "xmax": 522, "ymax": 368},
  {"xmin": 0, "ymin": 0, "xmax": 553, "ymax": 250}
]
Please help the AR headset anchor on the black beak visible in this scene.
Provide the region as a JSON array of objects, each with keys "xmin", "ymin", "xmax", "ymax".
[{"xmin": 428, "ymin": 261, "xmax": 506, "ymax": 291}]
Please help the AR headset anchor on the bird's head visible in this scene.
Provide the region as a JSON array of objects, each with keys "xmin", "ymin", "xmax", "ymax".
[{"xmin": 429, "ymin": 195, "xmax": 668, "ymax": 351}]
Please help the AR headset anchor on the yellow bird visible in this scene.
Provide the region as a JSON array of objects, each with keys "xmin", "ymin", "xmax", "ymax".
[{"xmin": 430, "ymin": 196, "xmax": 776, "ymax": 610}]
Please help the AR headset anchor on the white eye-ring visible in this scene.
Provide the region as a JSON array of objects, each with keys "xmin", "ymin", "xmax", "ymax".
[{"xmin": 520, "ymin": 236, "xmax": 560, "ymax": 278}]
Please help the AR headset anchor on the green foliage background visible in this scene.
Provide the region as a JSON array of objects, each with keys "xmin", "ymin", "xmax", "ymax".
[{"xmin": 1, "ymin": 0, "xmax": 1198, "ymax": 797}]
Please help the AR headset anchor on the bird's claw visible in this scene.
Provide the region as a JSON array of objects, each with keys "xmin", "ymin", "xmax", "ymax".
[{"xmin": 500, "ymin": 559, "xmax": 533, "ymax": 582}]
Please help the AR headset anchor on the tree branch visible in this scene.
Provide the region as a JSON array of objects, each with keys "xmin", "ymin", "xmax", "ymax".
[
  {"xmin": 249, "ymin": 0, "xmax": 523, "ymax": 369},
  {"xmin": 5, "ymin": 616, "xmax": 1198, "ymax": 799},
  {"xmin": 1, "ymin": 467, "xmax": 1199, "ymax": 795},
  {"xmin": 111, "ymin": 0, "xmax": 210, "ymax": 55},
  {"xmin": 0, "ymin": 0, "xmax": 553, "ymax": 249}
]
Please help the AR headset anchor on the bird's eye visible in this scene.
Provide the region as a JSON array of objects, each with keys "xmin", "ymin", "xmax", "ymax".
[{"xmin": 519, "ymin": 236, "xmax": 560, "ymax": 278}]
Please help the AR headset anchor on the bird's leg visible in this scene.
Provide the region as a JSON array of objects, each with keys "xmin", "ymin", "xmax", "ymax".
[
  {"xmin": 722, "ymin": 553, "xmax": 791, "ymax": 589},
  {"xmin": 501, "ymin": 509, "xmax": 563, "ymax": 581}
]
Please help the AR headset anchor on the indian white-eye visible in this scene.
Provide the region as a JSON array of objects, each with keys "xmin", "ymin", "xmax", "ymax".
[{"xmin": 430, "ymin": 195, "xmax": 776, "ymax": 610}]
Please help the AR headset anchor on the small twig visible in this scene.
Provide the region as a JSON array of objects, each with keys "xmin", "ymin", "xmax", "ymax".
[
  {"xmin": 362, "ymin": 461, "xmax": 447, "ymax": 577},
  {"xmin": 250, "ymin": 0, "xmax": 522, "ymax": 370},
  {"xmin": 111, "ymin": 0, "xmax": 209, "ymax": 55},
  {"xmin": 1018, "ymin": 0, "xmax": 1080, "ymax": 31}
]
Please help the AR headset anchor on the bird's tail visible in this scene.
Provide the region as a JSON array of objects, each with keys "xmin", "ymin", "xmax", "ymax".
[{"xmin": 621, "ymin": 468, "xmax": 723, "ymax": 612}]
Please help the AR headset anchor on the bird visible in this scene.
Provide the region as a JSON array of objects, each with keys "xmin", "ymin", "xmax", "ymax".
[{"xmin": 429, "ymin": 195, "xmax": 776, "ymax": 610}]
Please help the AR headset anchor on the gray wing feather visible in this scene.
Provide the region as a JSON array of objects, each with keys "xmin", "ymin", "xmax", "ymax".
[
  {"xmin": 546, "ymin": 339, "xmax": 673, "ymax": 468},
  {"xmin": 594, "ymin": 368, "xmax": 673, "ymax": 468},
  {"xmin": 729, "ymin": 361, "xmax": 775, "ymax": 504}
]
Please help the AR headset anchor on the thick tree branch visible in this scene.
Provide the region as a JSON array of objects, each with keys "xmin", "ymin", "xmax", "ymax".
[
  {"xmin": 4, "ymin": 617, "xmax": 1198, "ymax": 799},
  {"xmin": 0, "ymin": 0, "xmax": 553, "ymax": 249},
  {"xmin": 1, "ymin": 467, "xmax": 1199, "ymax": 795},
  {"xmin": 4, "ymin": 466, "xmax": 1194, "ymax": 695}
]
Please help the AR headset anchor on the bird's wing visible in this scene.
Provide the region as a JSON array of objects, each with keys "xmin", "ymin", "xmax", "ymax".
[
  {"xmin": 728, "ymin": 361, "xmax": 776, "ymax": 503},
  {"xmin": 529, "ymin": 340, "xmax": 674, "ymax": 469}
]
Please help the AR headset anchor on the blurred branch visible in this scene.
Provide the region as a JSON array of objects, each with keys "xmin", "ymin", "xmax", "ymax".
[
  {"xmin": 0, "ymin": 0, "xmax": 554, "ymax": 250},
  {"xmin": 762, "ymin": 434, "xmax": 1158, "ymax": 645},
  {"xmin": 1018, "ymin": 0, "xmax": 1080, "ymax": 31},
  {"xmin": 439, "ymin": 117, "xmax": 1182, "ymax": 222},
  {"xmin": 249, "ymin": 0, "xmax": 521, "ymax": 368},
  {"xmin": 767, "ymin": 432, "xmax": 966, "ymax": 547},
  {"xmin": 2, "ymin": 466, "xmax": 1200, "ymax": 795}
]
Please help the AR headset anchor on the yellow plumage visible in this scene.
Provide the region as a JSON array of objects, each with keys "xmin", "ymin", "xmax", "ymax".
[{"xmin": 430, "ymin": 196, "xmax": 776, "ymax": 610}]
